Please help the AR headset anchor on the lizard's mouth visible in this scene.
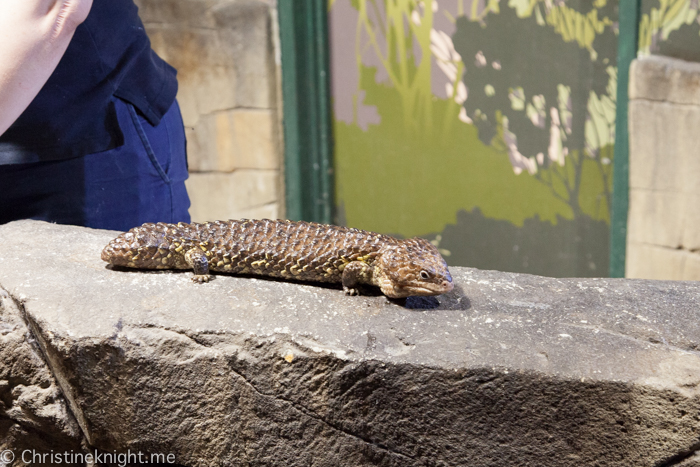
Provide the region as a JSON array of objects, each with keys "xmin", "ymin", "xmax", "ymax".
[{"xmin": 383, "ymin": 279, "xmax": 454, "ymax": 298}]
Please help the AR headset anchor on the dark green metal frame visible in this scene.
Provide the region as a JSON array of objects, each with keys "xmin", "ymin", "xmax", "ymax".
[
  {"xmin": 278, "ymin": 0, "xmax": 334, "ymax": 223},
  {"xmin": 610, "ymin": 0, "xmax": 641, "ymax": 277}
]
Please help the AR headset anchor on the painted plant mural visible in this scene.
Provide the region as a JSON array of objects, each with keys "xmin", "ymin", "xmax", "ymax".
[
  {"xmin": 639, "ymin": 0, "xmax": 700, "ymax": 61},
  {"xmin": 329, "ymin": 0, "xmax": 700, "ymax": 277}
]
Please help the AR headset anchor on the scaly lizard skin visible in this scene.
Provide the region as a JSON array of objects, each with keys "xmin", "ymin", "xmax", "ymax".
[{"xmin": 101, "ymin": 219, "xmax": 453, "ymax": 298}]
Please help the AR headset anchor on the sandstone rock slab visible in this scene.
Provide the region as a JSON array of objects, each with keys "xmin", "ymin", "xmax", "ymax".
[
  {"xmin": 0, "ymin": 220, "xmax": 698, "ymax": 466},
  {"xmin": 185, "ymin": 169, "xmax": 280, "ymax": 222},
  {"xmin": 0, "ymin": 290, "xmax": 83, "ymax": 463},
  {"xmin": 630, "ymin": 55, "xmax": 700, "ymax": 106},
  {"xmin": 187, "ymin": 108, "xmax": 279, "ymax": 172},
  {"xmin": 628, "ymin": 55, "xmax": 700, "ymax": 280},
  {"xmin": 628, "ymin": 99, "xmax": 700, "ymax": 195}
]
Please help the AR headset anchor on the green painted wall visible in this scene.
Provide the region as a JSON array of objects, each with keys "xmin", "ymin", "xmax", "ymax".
[
  {"xmin": 639, "ymin": 0, "xmax": 700, "ymax": 60},
  {"xmin": 329, "ymin": 0, "xmax": 616, "ymax": 277},
  {"xmin": 327, "ymin": 0, "xmax": 698, "ymax": 277}
]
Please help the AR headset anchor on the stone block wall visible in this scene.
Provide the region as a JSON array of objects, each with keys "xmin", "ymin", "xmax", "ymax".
[
  {"xmin": 627, "ymin": 55, "xmax": 700, "ymax": 280},
  {"xmin": 134, "ymin": 0, "xmax": 284, "ymax": 222}
]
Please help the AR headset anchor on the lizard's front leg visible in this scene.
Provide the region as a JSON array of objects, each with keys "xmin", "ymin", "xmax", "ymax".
[
  {"xmin": 341, "ymin": 261, "xmax": 372, "ymax": 295},
  {"xmin": 185, "ymin": 248, "xmax": 211, "ymax": 283}
]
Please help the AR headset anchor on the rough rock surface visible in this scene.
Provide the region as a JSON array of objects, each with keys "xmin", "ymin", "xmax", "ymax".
[
  {"xmin": 0, "ymin": 220, "xmax": 699, "ymax": 466},
  {"xmin": 0, "ymin": 291, "xmax": 83, "ymax": 465}
]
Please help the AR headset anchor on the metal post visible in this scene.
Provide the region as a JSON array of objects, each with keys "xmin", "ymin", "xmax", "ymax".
[
  {"xmin": 610, "ymin": 0, "xmax": 641, "ymax": 277},
  {"xmin": 278, "ymin": 0, "xmax": 334, "ymax": 223}
]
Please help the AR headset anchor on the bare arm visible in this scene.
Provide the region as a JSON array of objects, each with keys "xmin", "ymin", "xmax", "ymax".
[{"xmin": 0, "ymin": 0, "xmax": 93, "ymax": 136}]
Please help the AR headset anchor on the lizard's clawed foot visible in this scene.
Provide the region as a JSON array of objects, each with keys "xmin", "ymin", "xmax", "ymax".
[
  {"xmin": 192, "ymin": 274, "xmax": 211, "ymax": 283},
  {"xmin": 343, "ymin": 286, "xmax": 359, "ymax": 296}
]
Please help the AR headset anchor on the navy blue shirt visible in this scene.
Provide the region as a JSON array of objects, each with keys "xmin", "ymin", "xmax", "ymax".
[{"xmin": 0, "ymin": 0, "xmax": 178, "ymax": 164}]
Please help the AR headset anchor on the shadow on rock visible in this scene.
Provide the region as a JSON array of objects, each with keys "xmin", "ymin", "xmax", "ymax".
[{"xmin": 402, "ymin": 284, "xmax": 470, "ymax": 311}]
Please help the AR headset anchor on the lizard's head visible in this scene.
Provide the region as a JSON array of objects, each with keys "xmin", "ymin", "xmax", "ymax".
[{"xmin": 375, "ymin": 238, "xmax": 453, "ymax": 298}]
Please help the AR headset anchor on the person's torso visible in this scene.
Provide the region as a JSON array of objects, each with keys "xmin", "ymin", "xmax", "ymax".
[{"xmin": 0, "ymin": 0, "xmax": 178, "ymax": 165}]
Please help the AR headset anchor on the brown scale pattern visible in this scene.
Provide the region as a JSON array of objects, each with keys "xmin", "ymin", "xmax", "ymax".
[{"xmin": 102, "ymin": 219, "xmax": 399, "ymax": 283}]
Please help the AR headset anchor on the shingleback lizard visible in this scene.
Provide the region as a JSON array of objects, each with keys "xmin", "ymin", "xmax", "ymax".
[{"xmin": 101, "ymin": 219, "xmax": 454, "ymax": 298}]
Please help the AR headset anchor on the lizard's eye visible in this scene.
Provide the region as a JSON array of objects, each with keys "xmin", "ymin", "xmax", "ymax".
[{"xmin": 419, "ymin": 270, "xmax": 430, "ymax": 280}]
